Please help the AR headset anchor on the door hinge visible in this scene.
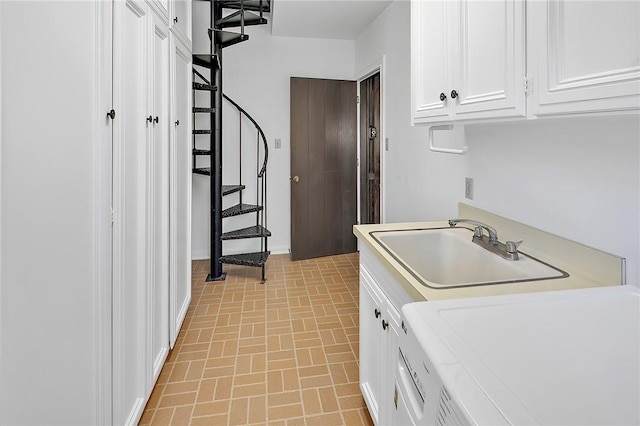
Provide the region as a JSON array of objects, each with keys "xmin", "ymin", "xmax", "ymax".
[
  {"xmin": 524, "ymin": 77, "xmax": 531, "ymax": 94},
  {"xmin": 356, "ymin": 95, "xmax": 360, "ymax": 104},
  {"xmin": 110, "ymin": 208, "xmax": 115, "ymax": 225}
]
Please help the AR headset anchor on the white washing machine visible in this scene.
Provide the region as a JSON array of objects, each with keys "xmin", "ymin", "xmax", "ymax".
[{"xmin": 396, "ymin": 285, "xmax": 640, "ymax": 425}]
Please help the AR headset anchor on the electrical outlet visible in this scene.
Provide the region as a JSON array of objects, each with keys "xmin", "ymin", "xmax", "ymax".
[
  {"xmin": 274, "ymin": 138, "xmax": 282, "ymax": 149},
  {"xmin": 465, "ymin": 177, "xmax": 474, "ymax": 200}
]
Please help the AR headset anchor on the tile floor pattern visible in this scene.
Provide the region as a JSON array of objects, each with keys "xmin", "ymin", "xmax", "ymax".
[{"xmin": 140, "ymin": 252, "xmax": 374, "ymax": 425}]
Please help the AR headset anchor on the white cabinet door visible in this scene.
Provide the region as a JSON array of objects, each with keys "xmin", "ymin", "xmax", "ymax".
[
  {"xmin": 148, "ymin": 11, "xmax": 170, "ymax": 386},
  {"xmin": 531, "ymin": 0, "xmax": 640, "ymax": 115},
  {"xmin": 169, "ymin": 35, "xmax": 193, "ymax": 347},
  {"xmin": 411, "ymin": 0, "xmax": 452, "ymax": 122},
  {"xmin": 147, "ymin": 0, "xmax": 170, "ymax": 22},
  {"xmin": 411, "ymin": 0, "xmax": 526, "ymax": 124},
  {"xmin": 452, "ymin": 0, "xmax": 525, "ymax": 119},
  {"xmin": 359, "ymin": 246, "xmax": 417, "ymax": 425},
  {"xmin": 360, "ymin": 267, "xmax": 385, "ymax": 425},
  {"xmin": 112, "ymin": 1, "xmax": 149, "ymax": 424},
  {"xmin": 380, "ymin": 302, "xmax": 402, "ymax": 426},
  {"xmin": 171, "ymin": 0, "xmax": 192, "ymax": 47}
]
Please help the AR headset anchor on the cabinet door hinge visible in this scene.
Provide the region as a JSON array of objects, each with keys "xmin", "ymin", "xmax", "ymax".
[
  {"xmin": 524, "ymin": 77, "xmax": 532, "ymax": 94},
  {"xmin": 356, "ymin": 95, "xmax": 360, "ymax": 104},
  {"xmin": 110, "ymin": 208, "xmax": 115, "ymax": 225}
]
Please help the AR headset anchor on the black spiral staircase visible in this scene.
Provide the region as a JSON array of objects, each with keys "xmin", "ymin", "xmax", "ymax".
[{"xmin": 192, "ymin": 0, "xmax": 271, "ymax": 282}]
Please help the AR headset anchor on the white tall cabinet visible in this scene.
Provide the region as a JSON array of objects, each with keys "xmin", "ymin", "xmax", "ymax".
[
  {"xmin": 148, "ymin": 5, "xmax": 171, "ymax": 390},
  {"xmin": 112, "ymin": 1, "xmax": 150, "ymax": 422},
  {"xmin": 0, "ymin": 1, "xmax": 192, "ymax": 424},
  {"xmin": 170, "ymin": 36, "xmax": 193, "ymax": 348}
]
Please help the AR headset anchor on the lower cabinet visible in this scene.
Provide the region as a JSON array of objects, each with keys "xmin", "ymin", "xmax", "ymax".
[
  {"xmin": 360, "ymin": 267, "xmax": 386, "ymax": 424},
  {"xmin": 359, "ymin": 246, "xmax": 414, "ymax": 425}
]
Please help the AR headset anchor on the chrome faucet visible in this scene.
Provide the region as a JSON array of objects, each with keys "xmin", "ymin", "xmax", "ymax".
[{"xmin": 448, "ymin": 219, "xmax": 522, "ymax": 261}]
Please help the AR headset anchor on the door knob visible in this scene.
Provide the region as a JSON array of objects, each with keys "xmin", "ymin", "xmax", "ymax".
[{"xmin": 292, "ymin": 175, "xmax": 300, "ymax": 183}]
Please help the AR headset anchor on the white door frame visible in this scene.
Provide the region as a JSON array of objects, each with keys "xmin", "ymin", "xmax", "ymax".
[{"xmin": 356, "ymin": 56, "xmax": 386, "ymax": 224}]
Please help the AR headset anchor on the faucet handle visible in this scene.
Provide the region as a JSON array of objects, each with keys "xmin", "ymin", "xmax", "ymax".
[
  {"xmin": 506, "ymin": 240, "xmax": 523, "ymax": 253},
  {"xmin": 473, "ymin": 227, "xmax": 484, "ymax": 239}
]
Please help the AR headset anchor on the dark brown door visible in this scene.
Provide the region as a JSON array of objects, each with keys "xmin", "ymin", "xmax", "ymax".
[
  {"xmin": 290, "ymin": 77, "xmax": 357, "ymax": 261},
  {"xmin": 360, "ymin": 72, "xmax": 381, "ymax": 224}
]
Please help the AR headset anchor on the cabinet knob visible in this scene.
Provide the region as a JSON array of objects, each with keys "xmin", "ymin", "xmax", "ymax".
[
  {"xmin": 154, "ymin": 116, "xmax": 159, "ymax": 124},
  {"xmin": 381, "ymin": 319, "xmax": 389, "ymax": 331},
  {"xmin": 147, "ymin": 115, "xmax": 153, "ymax": 123},
  {"xmin": 175, "ymin": 120, "xmax": 180, "ymax": 126},
  {"xmin": 174, "ymin": 16, "xmax": 178, "ymax": 24},
  {"xmin": 450, "ymin": 89, "xmax": 458, "ymax": 99},
  {"xmin": 374, "ymin": 308, "xmax": 381, "ymax": 318},
  {"xmin": 107, "ymin": 109, "xmax": 116, "ymax": 120},
  {"xmin": 439, "ymin": 92, "xmax": 447, "ymax": 102}
]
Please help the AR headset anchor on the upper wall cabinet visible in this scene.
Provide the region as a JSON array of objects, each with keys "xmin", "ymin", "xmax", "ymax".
[
  {"xmin": 171, "ymin": 0, "xmax": 192, "ymax": 47},
  {"xmin": 529, "ymin": 0, "xmax": 640, "ymax": 116},
  {"xmin": 411, "ymin": 0, "xmax": 526, "ymax": 124}
]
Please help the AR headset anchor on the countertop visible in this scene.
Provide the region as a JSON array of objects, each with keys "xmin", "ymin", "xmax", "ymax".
[{"xmin": 353, "ymin": 206, "xmax": 625, "ymax": 302}]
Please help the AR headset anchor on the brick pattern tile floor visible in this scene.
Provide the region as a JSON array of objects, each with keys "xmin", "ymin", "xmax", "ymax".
[{"xmin": 139, "ymin": 252, "xmax": 374, "ymax": 425}]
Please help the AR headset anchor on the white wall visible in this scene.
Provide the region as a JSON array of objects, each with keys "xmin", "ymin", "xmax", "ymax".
[
  {"xmin": 192, "ymin": 7, "xmax": 355, "ymax": 258},
  {"xmin": 356, "ymin": 0, "xmax": 640, "ymax": 286},
  {"xmin": 355, "ymin": 0, "xmax": 468, "ymax": 222},
  {"xmin": 465, "ymin": 116, "xmax": 640, "ymax": 286},
  {"xmin": 0, "ymin": 1, "xmax": 99, "ymax": 424},
  {"xmin": 191, "ymin": 1, "xmax": 640, "ymax": 287}
]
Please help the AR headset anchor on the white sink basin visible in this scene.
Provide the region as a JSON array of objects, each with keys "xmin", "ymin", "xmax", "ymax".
[{"xmin": 371, "ymin": 227, "xmax": 567, "ymax": 288}]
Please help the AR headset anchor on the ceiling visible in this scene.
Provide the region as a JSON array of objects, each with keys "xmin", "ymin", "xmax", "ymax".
[{"xmin": 270, "ymin": 0, "xmax": 394, "ymax": 40}]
